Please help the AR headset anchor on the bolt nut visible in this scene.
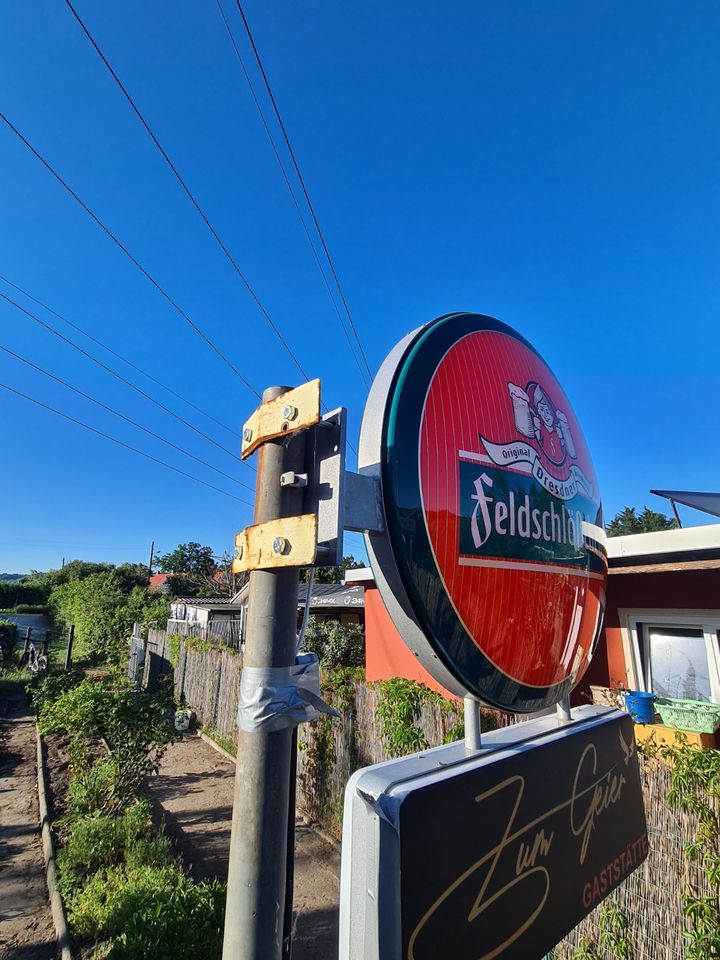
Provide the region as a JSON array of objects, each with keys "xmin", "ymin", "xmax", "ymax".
[
  {"xmin": 282, "ymin": 404, "xmax": 298, "ymax": 421},
  {"xmin": 272, "ymin": 537, "xmax": 288, "ymax": 555},
  {"xmin": 242, "ymin": 427, "xmax": 253, "ymax": 442}
]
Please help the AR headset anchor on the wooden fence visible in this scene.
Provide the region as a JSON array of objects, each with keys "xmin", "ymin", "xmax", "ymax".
[{"xmin": 140, "ymin": 627, "xmax": 715, "ymax": 959}]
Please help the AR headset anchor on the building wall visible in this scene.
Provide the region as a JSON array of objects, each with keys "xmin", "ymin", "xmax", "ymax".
[
  {"xmin": 601, "ymin": 566, "xmax": 720, "ymax": 689},
  {"xmin": 364, "ymin": 566, "xmax": 720, "ymax": 707},
  {"xmin": 363, "ymin": 585, "xmax": 458, "ymax": 700}
]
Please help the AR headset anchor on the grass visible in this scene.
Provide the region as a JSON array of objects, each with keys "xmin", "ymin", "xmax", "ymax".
[
  {"xmin": 0, "ymin": 633, "xmax": 68, "ymax": 699},
  {"xmin": 201, "ymin": 726, "xmax": 237, "ymax": 758},
  {"xmin": 0, "ymin": 666, "xmax": 28, "ymax": 700}
]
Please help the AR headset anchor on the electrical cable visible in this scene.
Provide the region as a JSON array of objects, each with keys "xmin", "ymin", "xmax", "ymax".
[
  {"xmin": 0, "ymin": 290, "xmax": 244, "ymax": 464},
  {"xmin": 0, "ymin": 381, "xmax": 252, "ymax": 506},
  {"xmin": 0, "ymin": 342, "xmax": 254, "ymax": 493},
  {"xmin": 214, "ymin": 0, "xmax": 370, "ymax": 387},
  {"xmin": 64, "ymin": 0, "xmax": 312, "ymax": 384},
  {"xmin": 0, "ymin": 271, "xmax": 241, "ymax": 440},
  {"xmin": 0, "ymin": 109, "xmax": 259, "ymax": 397},
  {"xmin": 233, "ymin": 0, "xmax": 373, "ymax": 382}
]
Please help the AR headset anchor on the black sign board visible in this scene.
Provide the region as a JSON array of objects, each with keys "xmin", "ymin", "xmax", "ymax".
[{"xmin": 399, "ymin": 712, "xmax": 647, "ymax": 960}]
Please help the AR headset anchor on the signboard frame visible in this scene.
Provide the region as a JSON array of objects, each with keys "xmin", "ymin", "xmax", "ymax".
[
  {"xmin": 358, "ymin": 313, "xmax": 607, "ymax": 711},
  {"xmin": 339, "ymin": 706, "xmax": 648, "ymax": 960}
]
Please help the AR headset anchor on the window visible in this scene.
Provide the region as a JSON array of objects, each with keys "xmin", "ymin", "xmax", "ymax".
[
  {"xmin": 622, "ymin": 611, "xmax": 720, "ymax": 704},
  {"xmin": 645, "ymin": 627, "xmax": 711, "ymax": 701}
]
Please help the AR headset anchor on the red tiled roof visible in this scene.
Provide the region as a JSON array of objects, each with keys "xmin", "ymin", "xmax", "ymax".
[{"xmin": 149, "ymin": 573, "xmax": 171, "ymax": 590}]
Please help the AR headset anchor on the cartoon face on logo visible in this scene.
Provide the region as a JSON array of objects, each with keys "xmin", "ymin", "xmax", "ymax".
[
  {"xmin": 366, "ymin": 313, "xmax": 608, "ymax": 713},
  {"xmin": 509, "ymin": 381, "xmax": 576, "ymax": 468}
]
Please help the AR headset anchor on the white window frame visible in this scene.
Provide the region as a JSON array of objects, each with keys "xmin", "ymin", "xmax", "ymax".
[{"xmin": 618, "ymin": 608, "xmax": 720, "ymax": 703}]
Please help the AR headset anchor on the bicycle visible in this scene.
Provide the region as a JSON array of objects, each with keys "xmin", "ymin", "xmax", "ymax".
[{"xmin": 18, "ymin": 639, "xmax": 48, "ymax": 674}]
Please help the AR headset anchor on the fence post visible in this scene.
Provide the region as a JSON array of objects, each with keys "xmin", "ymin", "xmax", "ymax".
[{"xmin": 64, "ymin": 625, "xmax": 75, "ymax": 671}]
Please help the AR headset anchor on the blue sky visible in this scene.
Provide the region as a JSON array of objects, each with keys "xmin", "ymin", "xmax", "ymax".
[{"xmin": 1, "ymin": 0, "xmax": 718, "ymax": 573}]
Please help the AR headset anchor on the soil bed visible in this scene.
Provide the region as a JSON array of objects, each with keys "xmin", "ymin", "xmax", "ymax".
[{"xmin": 0, "ymin": 697, "xmax": 57, "ymax": 960}]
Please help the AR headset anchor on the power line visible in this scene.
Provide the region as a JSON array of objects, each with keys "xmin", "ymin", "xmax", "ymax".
[
  {"xmin": 0, "ymin": 289, "xmax": 244, "ymax": 465},
  {"xmin": 214, "ymin": 0, "xmax": 370, "ymax": 387},
  {"xmin": 64, "ymin": 0, "xmax": 312, "ymax": 385},
  {"xmin": 0, "ymin": 272, "xmax": 241, "ymax": 440},
  {"xmin": 0, "ymin": 109, "xmax": 259, "ymax": 397},
  {"xmin": 232, "ymin": 0, "xmax": 373, "ymax": 382},
  {"xmin": 0, "ymin": 342, "xmax": 254, "ymax": 493},
  {"xmin": 0, "ymin": 381, "xmax": 252, "ymax": 506}
]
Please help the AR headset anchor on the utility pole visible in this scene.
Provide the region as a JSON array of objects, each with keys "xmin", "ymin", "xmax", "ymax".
[
  {"xmin": 147, "ymin": 540, "xmax": 155, "ymax": 584},
  {"xmin": 222, "ymin": 386, "xmax": 307, "ymax": 960}
]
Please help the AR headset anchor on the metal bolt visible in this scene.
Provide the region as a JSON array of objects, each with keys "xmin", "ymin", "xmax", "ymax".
[
  {"xmin": 272, "ymin": 537, "xmax": 287, "ymax": 555},
  {"xmin": 243, "ymin": 427, "xmax": 253, "ymax": 442},
  {"xmin": 282, "ymin": 404, "xmax": 297, "ymax": 421}
]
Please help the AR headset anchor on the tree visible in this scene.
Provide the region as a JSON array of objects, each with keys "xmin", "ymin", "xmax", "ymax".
[
  {"xmin": 301, "ymin": 556, "xmax": 364, "ymax": 585},
  {"xmin": 50, "ymin": 571, "xmax": 168, "ymax": 664},
  {"xmin": 157, "ymin": 543, "xmax": 216, "ymax": 578},
  {"xmin": 606, "ymin": 506, "xmax": 678, "ymax": 537}
]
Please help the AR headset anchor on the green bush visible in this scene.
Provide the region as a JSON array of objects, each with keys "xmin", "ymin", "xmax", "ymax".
[
  {"xmin": 38, "ymin": 678, "xmax": 110, "ymax": 739},
  {"xmin": 69, "ymin": 864, "xmax": 225, "ymax": 960},
  {"xmin": 302, "ymin": 617, "xmax": 364, "ymax": 669},
  {"xmin": 40, "ymin": 679, "xmax": 176, "ymax": 815},
  {"xmin": 58, "ymin": 799, "xmax": 174, "ymax": 900},
  {"xmin": 28, "ymin": 668, "xmax": 84, "ymax": 710}
]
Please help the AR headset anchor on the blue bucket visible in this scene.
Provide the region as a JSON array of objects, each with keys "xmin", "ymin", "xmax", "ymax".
[{"xmin": 625, "ymin": 691, "xmax": 656, "ymax": 724}]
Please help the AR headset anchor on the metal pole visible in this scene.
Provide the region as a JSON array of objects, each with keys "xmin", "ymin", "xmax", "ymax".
[
  {"xmin": 222, "ymin": 386, "xmax": 306, "ymax": 960},
  {"xmin": 64, "ymin": 624, "xmax": 75, "ymax": 671},
  {"xmin": 464, "ymin": 695, "xmax": 482, "ymax": 750},
  {"xmin": 556, "ymin": 694, "xmax": 572, "ymax": 722},
  {"xmin": 669, "ymin": 499, "xmax": 682, "ymax": 528},
  {"xmin": 147, "ymin": 540, "xmax": 155, "ymax": 584}
]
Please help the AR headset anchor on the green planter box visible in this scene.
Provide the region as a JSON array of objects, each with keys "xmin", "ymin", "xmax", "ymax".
[{"xmin": 654, "ymin": 698, "xmax": 720, "ymax": 735}]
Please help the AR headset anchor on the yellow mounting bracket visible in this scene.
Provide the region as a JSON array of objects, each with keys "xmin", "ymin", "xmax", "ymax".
[
  {"xmin": 232, "ymin": 514, "xmax": 318, "ymax": 572},
  {"xmin": 241, "ymin": 379, "xmax": 321, "ymax": 459}
]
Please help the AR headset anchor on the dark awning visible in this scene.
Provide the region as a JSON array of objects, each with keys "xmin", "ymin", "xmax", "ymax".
[
  {"xmin": 651, "ymin": 490, "xmax": 720, "ymax": 519},
  {"xmin": 297, "ymin": 583, "xmax": 364, "ymax": 609}
]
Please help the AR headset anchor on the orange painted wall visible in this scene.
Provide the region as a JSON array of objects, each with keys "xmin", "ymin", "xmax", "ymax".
[
  {"xmin": 364, "ymin": 567, "xmax": 720, "ymax": 706},
  {"xmin": 363, "ymin": 586, "xmax": 458, "ymax": 700}
]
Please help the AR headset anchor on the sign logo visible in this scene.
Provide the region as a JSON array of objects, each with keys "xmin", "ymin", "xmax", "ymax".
[
  {"xmin": 462, "ymin": 378, "xmax": 604, "ymax": 575},
  {"xmin": 362, "ymin": 313, "xmax": 608, "ymax": 711},
  {"xmin": 480, "ymin": 380, "xmax": 593, "ymax": 501}
]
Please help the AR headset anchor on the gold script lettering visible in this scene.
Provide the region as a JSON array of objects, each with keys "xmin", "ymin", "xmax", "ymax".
[
  {"xmin": 407, "ymin": 741, "xmax": 629, "ymax": 960},
  {"xmin": 570, "ymin": 744, "xmax": 626, "ymax": 864}
]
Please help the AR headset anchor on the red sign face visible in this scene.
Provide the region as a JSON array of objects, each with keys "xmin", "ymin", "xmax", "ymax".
[
  {"xmin": 420, "ymin": 327, "xmax": 605, "ymax": 692},
  {"xmin": 367, "ymin": 314, "xmax": 607, "ymax": 711}
]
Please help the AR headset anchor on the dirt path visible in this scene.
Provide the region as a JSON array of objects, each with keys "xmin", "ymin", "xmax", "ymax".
[
  {"xmin": 0, "ymin": 699, "xmax": 56, "ymax": 960},
  {"xmin": 146, "ymin": 734, "xmax": 341, "ymax": 960}
]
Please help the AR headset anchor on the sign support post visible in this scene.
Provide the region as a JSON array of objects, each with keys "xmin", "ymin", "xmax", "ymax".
[
  {"xmin": 556, "ymin": 694, "xmax": 572, "ymax": 722},
  {"xmin": 222, "ymin": 385, "xmax": 307, "ymax": 960},
  {"xmin": 463, "ymin": 696, "xmax": 482, "ymax": 750}
]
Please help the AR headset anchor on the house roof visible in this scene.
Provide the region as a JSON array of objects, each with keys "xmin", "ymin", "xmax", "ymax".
[
  {"xmin": 171, "ymin": 597, "xmax": 244, "ymax": 609},
  {"xmin": 343, "ymin": 567, "xmax": 375, "ymax": 586},
  {"xmin": 149, "ymin": 573, "xmax": 171, "ymax": 590},
  {"xmin": 607, "ymin": 522, "xmax": 720, "ymax": 568}
]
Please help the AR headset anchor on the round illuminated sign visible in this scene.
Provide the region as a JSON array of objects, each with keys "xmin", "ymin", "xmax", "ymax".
[{"xmin": 359, "ymin": 313, "xmax": 607, "ymax": 712}]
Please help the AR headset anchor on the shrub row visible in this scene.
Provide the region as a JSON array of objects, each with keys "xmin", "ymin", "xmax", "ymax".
[{"xmin": 32, "ymin": 672, "xmax": 225, "ymax": 959}]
